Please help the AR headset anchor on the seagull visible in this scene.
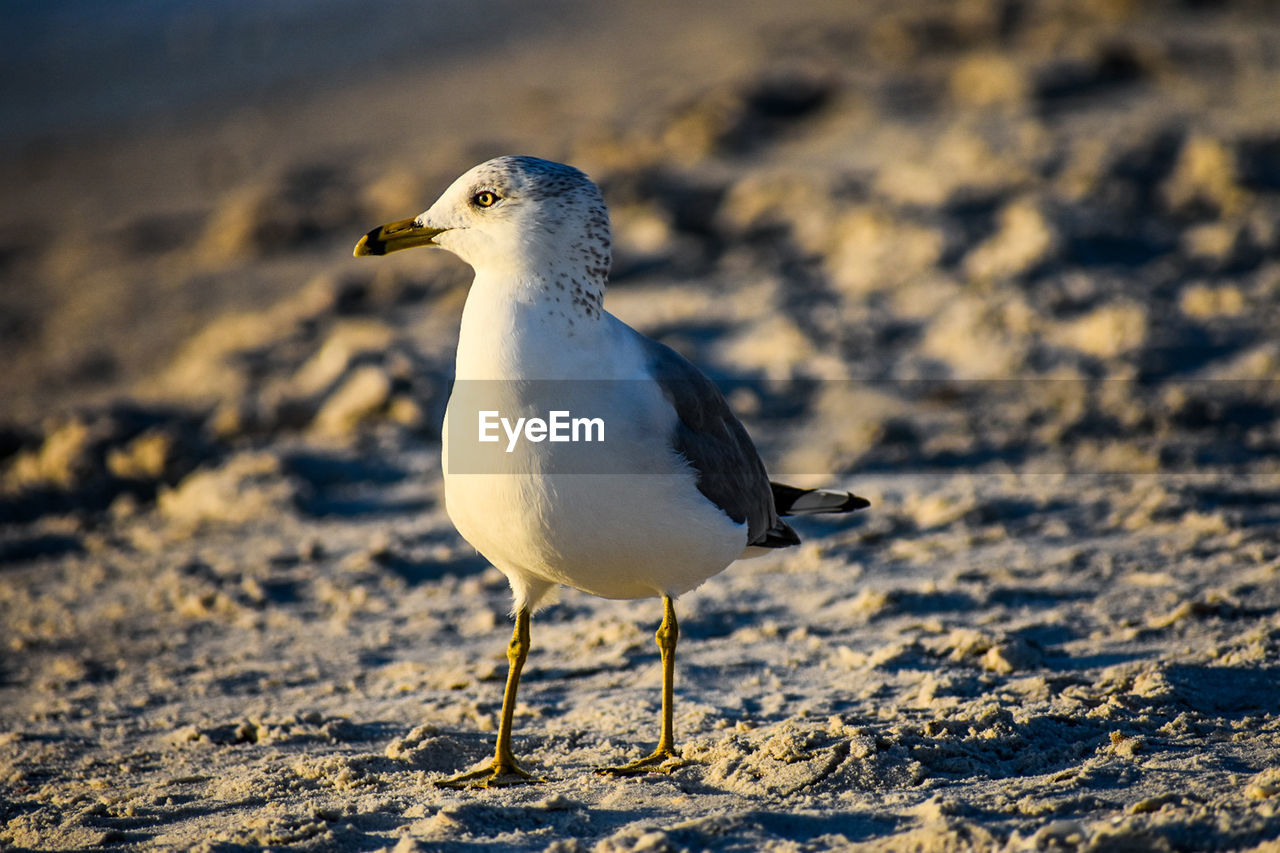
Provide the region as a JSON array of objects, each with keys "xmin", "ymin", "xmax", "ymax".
[{"xmin": 354, "ymin": 156, "xmax": 868, "ymax": 788}]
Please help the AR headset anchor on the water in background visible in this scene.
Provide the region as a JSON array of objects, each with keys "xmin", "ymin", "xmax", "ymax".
[{"xmin": 0, "ymin": 0, "xmax": 583, "ymax": 147}]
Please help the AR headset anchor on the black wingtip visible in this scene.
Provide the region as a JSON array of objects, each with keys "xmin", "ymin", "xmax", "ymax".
[
  {"xmin": 770, "ymin": 482, "xmax": 871, "ymax": 516},
  {"xmin": 756, "ymin": 520, "xmax": 802, "ymax": 549},
  {"xmin": 843, "ymin": 494, "xmax": 871, "ymax": 512}
]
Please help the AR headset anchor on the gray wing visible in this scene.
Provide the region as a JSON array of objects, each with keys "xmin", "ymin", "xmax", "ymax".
[{"xmin": 641, "ymin": 335, "xmax": 793, "ymax": 547}]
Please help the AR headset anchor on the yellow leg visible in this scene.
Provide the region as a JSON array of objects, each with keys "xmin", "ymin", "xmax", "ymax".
[
  {"xmin": 597, "ymin": 596, "xmax": 685, "ymax": 776},
  {"xmin": 437, "ymin": 608, "xmax": 546, "ymax": 788}
]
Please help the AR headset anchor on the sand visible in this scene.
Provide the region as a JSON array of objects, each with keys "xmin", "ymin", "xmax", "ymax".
[{"xmin": 2, "ymin": 1, "xmax": 1280, "ymax": 850}]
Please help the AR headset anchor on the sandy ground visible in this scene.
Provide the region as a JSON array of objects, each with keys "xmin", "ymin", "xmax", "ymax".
[{"xmin": 3, "ymin": 1, "xmax": 1280, "ymax": 850}]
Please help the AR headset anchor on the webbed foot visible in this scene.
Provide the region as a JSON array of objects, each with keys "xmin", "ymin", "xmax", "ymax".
[
  {"xmin": 595, "ymin": 747, "xmax": 684, "ymax": 777},
  {"xmin": 436, "ymin": 758, "xmax": 546, "ymax": 789}
]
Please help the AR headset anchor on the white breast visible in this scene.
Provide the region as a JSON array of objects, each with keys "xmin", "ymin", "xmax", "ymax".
[{"xmin": 443, "ymin": 282, "xmax": 747, "ymax": 609}]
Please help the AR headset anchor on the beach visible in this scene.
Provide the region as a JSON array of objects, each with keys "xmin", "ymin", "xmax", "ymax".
[{"xmin": 2, "ymin": 1, "xmax": 1280, "ymax": 849}]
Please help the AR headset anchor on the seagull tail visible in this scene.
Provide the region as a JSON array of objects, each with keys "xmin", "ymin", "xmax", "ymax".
[
  {"xmin": 741, "ymin": 483, "xmax": 869, "ymax": 558},
  {"xmin": 770, "ymin": 482, "xmax": 871, "ymax": 516},
  {"xmin": 755, "ymin": 520, "xmax": 801, "ymax": 549}
]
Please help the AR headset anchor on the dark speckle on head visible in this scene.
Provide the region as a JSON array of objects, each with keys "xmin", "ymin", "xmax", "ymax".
[
  {"xmin": 411, "ymin": 156, "xmax": 615, "ymax": 323},
  {"xmin": 473, "ymin": 156, "xmax": 611, "ymax": 318},
  {"xmin": 470, "ymin": 156, "xmax": 598, "ymax": 204}
]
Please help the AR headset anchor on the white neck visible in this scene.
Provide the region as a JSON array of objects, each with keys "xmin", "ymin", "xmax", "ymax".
[{"xmin": 454, "ymin": 267, "xmax": 608, "ymax": 380}]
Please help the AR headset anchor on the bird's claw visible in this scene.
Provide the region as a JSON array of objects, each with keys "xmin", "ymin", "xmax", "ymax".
[
  {"xmin": 436, "ymin": 759, "xmax": 546, "ymax": 789},
  {"xmin": 595, "ymin": 748, "xmax": 685, "ymax": 777}
]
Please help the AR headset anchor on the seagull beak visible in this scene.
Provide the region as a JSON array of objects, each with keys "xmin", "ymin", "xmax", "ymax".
[{"xmin": 353, "ymin": 218, "xmax": 446, "ymax": 257}]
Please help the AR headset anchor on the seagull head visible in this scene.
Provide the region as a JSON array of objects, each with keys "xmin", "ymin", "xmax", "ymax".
[{"xmin": 355, "ymin": 156, "xmax": 612, "ymax": 282}]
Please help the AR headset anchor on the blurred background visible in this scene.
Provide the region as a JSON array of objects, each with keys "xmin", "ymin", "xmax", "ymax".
[
  {"xmin": 3, "ymin": 6, "xmax": 1280, "ymax": 848},
  {"xmin": 2, "ymin": 0, "xmax": 1279, "ymax": 504}
]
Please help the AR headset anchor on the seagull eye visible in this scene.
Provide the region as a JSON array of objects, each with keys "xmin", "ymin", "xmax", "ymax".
[{"xmin": 472, "ymin": 190, "xmax": 499, "ymax": 208}]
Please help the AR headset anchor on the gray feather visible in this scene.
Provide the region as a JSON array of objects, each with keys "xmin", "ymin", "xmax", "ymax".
[
  {"xmin": 642, "ymin": 337, "xmax": 780, "ymax": 545},
  {"xmin": 771, "ymin": 483, "xmax": 870, "ymax": 515}
]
